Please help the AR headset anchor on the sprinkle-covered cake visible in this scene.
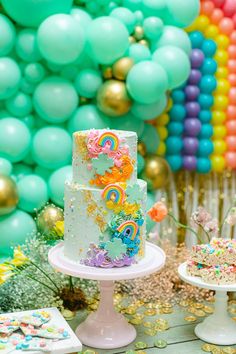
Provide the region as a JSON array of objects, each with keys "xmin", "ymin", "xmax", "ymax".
[
  {"xmin": 187, "ymin": 238, "xmax": 236, "ymax": 284},
  {"xmin": 64, "ymin": 129, "xmax": 147, "ymax": 268}
]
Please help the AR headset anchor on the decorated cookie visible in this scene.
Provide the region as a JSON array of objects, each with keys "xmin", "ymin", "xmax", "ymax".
[
  {"xmin": 20, "ymin": 310, "xmax": 51, "ymax": 327},
  {"xmin": 14, "ymin": 338, "xmax": 52, "ymax": 352},
  {"xmin": 20, "ymin": 323, "xmax": 69, "ymax": 340},
  {"xmin": 0, "ymin": 318, "xmax": 20, "ymax": 335}
]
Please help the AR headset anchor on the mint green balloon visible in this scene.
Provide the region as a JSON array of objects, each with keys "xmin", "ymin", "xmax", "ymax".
[
  {"xmin": 131, "ymin": 94, "xmax": 167, "ymax": 120},
  {"xmin": 110, "ymin": 7, "xmax": 136, "ymax": 34},
  {"xmin": 71, "ymin": 7, "xmax": 92, "ymax": 27},
  {"xmin": 34, "ymin": 166, "xmax": 52, "ymax": 181},
  {"xmin": 0, "ymin": 210, "xmax": 36, "ymax": 256},
  {"xmin": 143, "ymin": 17, "xmax": 164, "ymax": 40},
  {"xmin": 1, "ymin": 0, "xmax": 73, "ymax": 27},
  {"xmin": 13, "ymin": 163, "xmax": 33, "ymax": 181},
  {"xmin": 110, "ymin": 112, "xmax": 144, "ymax": 137},
  {"xmin": 146, "ymin": 192, "xmax": 155, "ymax": 233},
  {"xmin": 37, "ymin": 14, "xmax": 85, "ymax": 65},
  {"xmin": 17, "ymin": 174, "xmax": 48, "ymax": 213},
  {"xmin": 32, "ymin": 127, "xmax": 72, "ymax": 170},
  {"xmin": 153, "ymin": 46, "xmax": 190, "ymax": 90},
  {"xmin": 23, "ymin": 152, "xmax": 35, "ymax": 166},
  {"xmin": 0, "ymin": 118, "xmax": 31, "ymax": 163},
  {"xmin": 0, "ymin": 58, "xmax": 21, "ymax": 100},
  {"xmin": 153, "ymin": 26, "xmax": 191, "ymax": 55},
  {"xmin": 128, "ymin": 44, "xmax": 151, "ymax": 63},
  {"xmin": 16, "ymin": 29, "xmax": 42, "ymax": 62},
  {"xmin": 24, "ymin": 63, "xmax": 46, "ymax": 84},
  {"xmin": 60, "ymin": 65, "xmax": 78, "ymax": 81},
  {"xmin": 87, "ymin": 17, "xmax": 129, "ymax": 64},
  {"xmin": 33, "ymin": 77, "xmax": 78, "ymax": 123},
  {"xmin": 48, "ymin": 165, "xmax": 72, "ymax": 207},
  {"xmin": 137, "ymin": 153, "xmax": 145, "ymax": 174},
  {"xmin": 127, "ymin": 61, "xmax": 168, "ymax": 104},
  {"xmin": 20, "ymin": 78, "xmax": 36, "ymax": 95},
  {"xmin": 68, "ymin": 105, "xmax": 110, "ymax": 132},
  {"xmin": 0, "ymin": 158, "xmax": 12, "ymax": 176},
  {"xmin": 0, "ymin": 14, "xmax": 16, "ymax": 56},
  {"xmin": 141, "ymin": 123, "xmax": 160, "ymax": 153},
  {"xmin": 6, "ymin": 92, "xmax": 32, "ymax": 118},
  {"xmin": 123, "ymin": 0, "xmax": 142, "ymax": 11},
  {"xmin": 165, "ymin": 0, "xmax": 200, "ymax": 28},
  {"xmin": 20, "ymin": 115, "xmax": 35, "ymax": 130},
  {"xmin": 75, "ymin": 69, "xmax": 102, "ymax": 98},
  {"xmin": 141, "ymin": 0, "xmax": 167, "ymax": 18}
]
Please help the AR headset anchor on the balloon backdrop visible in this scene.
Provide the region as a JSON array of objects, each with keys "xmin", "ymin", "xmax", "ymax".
[
  {"xmin": 36, "ymin": 204, "xmax": 64, "ymax": 237},
  {"xmin": 0, "ymin": 175, "xmax": 19, "ymax": 216}
]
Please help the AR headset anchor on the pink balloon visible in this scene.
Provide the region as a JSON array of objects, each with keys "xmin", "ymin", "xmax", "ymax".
[
  {"xmin": 225, "ymin": 151, "xmax": 236, "ymax": 169},
  {"xmin": 226, "ymin": 136, "xmax": 236, "ymax": 151},
  {"xmin": 211, "ymin": 8, "xmax": 224, "ymax": 24},
  {"xmin": 201, "ymin": 1, "xmax": 215, "ymax": 16},
  {"xmin": 227, "ymin": 105, "xmax": 236, "ymax": 120},
  {"xmin": 212, "ymin": 0, "xmax": 224, "ymax": 7},
  {"xmin": 223, "ymin": 0, "xmax": 236, "ymax": 17},
  {"xmin": 226, "ymin": 120, "xmax": 236, "ymax": 134},
  {"xmin": 219, "ymin": 18, "xmax": 235, "ymax": 35},
  {"xmin": 228, "ymin": 60, "xmax": 236, "ymax": 74},
  {"xmin": 228, "ymin": 74, "xmax": 236, "ymax": 86},
  {"xmin": 230, "ymin": 31, "xmax": 236, "ymax": 44},
  {"xmin": 233, "ymin": 14, "xmax": 236, "ymax": 28},
  {"xmin": 228, "ymin": 45, "xmax": 236, "ymax": 59},
  {"xmin": 229, "ymin": 88, "xmax": 236, "ymax": 105}
]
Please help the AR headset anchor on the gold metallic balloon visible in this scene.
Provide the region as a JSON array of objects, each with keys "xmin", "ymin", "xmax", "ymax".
[
  {"xmin": 129, "ymin": 36, "xmax": 136, "ymax": 44},
  {"xmin": 139, "ymin": 39, "xmax": 149, "ymax": 47},
  {"xmin": 97, "ymin": 79, "xmax": 132, "ymax": 117},
  {"xmin": 112, "ymin": 57, "xmax": 134, "ymax": 81},
  {"xmin": 134, "ymin": 26, "xmax": 144, "ymax": 40},
  {"xmin": 36, "ymin": 204, "xmax": 64, "ymax": 236},
  {"xmin": 142, "ymin": 155, "xmax": 170, "ymax": 190},
  {"xmin": 0, "ymin": 175, "xmax": 19, "ymax": 216},
  {"xmin": 138, "ymin": 142, "xmax": 147, "ymax": 157},
  {"xmin": 102, "ymin": 66, "xmax": 113, "ymax": 79}
]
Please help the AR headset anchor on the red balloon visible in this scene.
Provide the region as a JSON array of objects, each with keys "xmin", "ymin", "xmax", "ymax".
[
  {"xmin": 211, "ymin": 8, "xmax": 224, "ymax": 24},
  {"xmin": 226, "ymin": 120, "xmax": 236, "ymax": 134},
  {"xmin": 223, "ymin": 0, "xmax": 236, "ymax": 17},
  {"xmin": 226, "ymin": 136, "xmax": 236, "ymax": 151},
  {"xmin": 228, "ymin": 74, "xmax": 236, "ymax": 86},
  {"xmin": 227, "ymin": 105, "xmax": 236, "ymax": 120},
  {"xmin": 225, "ymin": 151, "xmax": 236, "ymax": 169},
  {"xmin": 219, "ymin": 18, "xmax": 234, "ymax": 36},
  {"xmin": 228, "ymin": 59, "xmax": 236, "ymax": 73},
  {"xmin": 229, "ymin": 88, "xmax": 236, "ymax": 105},
  {"xmin": 201, "ymin": 1, "xmax": 215, "ymax": 16},
  {"xmin": 230, "ymin": 31, "xmax": 236, "ymax": 44},
  {"xmin": 228, "ymin": 45, "xmax": 236, "ymax": 59},
  {"xmin": 212, "ymin": 0, "xmax": 224, "ymax": 7}
]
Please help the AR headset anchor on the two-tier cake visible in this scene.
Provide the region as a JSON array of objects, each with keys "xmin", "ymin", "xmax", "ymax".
[{"xmin": 63, "ymin": 129, "xmax": 147, "ymax": 268}]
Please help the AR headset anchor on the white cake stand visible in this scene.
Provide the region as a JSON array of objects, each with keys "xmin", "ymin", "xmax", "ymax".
[
  {"xmin": 48, "ymin": 241, "xmax": 165, "ymax": 350},
  {"xmin": 178, "ymin": 262, "xmax": 236, "ymax": 345}
]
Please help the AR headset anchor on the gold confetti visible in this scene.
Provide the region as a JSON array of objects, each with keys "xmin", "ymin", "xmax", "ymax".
[
  {"xmin": 162, "ymin": 302, "xmax": 172, "ymax": 308},
  {"xmin": 194, "ymin": 310, "xmax": 205, "ymax": 317},
  {"xmin": 184, "ymin": 315, "xmax": 197, "ymax": 322},
  {"xmin": 204, "ymin": 306, "xmax": 214, "ymax": 314},
  {"xmin": 143, "ymin": 321, "xmax": 154, "ymax": 328},
  {"xmin": 154, "ymin": 339, "xmax": 168, "ymax": 348},
  {"xmin": 212, "ymin": 348, "xmax": 222, "ymax": 354},
  {"xmin": 193, "ymin": 302, "xmax": 204, "ymax": 309},
  {"xmin": 129, "ymin": 318, "xmax": 143, "ymax": 325},
  {"xmin": 133, "ymin": 313, "xmax": 145, "ymax": 320},
  {"xmin": 222, "ymin": 348, "xmax": 236, "ymax": 354},
  {"xmin": 201, "ymin": 343, "xmax": 216, "ymax": 352},
  {"xmin": 135, "ymin": 341, "xmax": 148, "ymax": 349},
  {"xmin": 144, "ymin": 309, "xmax": 157, "ymax": 316},
  {"xmin": 125, "ymin": 307, "xmax": 137, "ymax": 315},
  {"xmin": 144, "ymin": 329, "xmax": 157, "ymax": 336},
  {"xmin": 179, "ymin": 300, "xmax": 190, "ymax": 307},
  {"xmin": 162, "ymin": 308, "xmax": 173, "ymax": 314}
]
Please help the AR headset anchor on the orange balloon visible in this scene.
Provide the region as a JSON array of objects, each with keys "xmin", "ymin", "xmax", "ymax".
[
  {"xmin": 230, "ymin": 31, "xmax": 236, "ymax": 45},
  {"xmin": 229, "ymin": 88, "xmax": 236, "ymax": 105},
  {"xmin": 226, "ymin": 136, "xmax": 236, "ymax": 151},
  {"xmin": 228, "ymin": 74, "xmax": 236, "ymax": 86},
  {"xmin": 219, "ymin": 18, "xmax": 234, "ymax": 36},
  {"xmin": 228, "ymin": 60, "xmax": 236, "ymax": 74},
  {"xmin": 225, "ymin": 152, "xmax": 236, "ymax": 169},
  {"xmin": 226, "ymin": 120, "xmax": 236, "ymax": 134},
  {"xmin": 228, "ymin": 45, "xmax": 236, "ymax": 59},
  {"xmin": 227, "ymin": 105, "xmax": 236, "ymax": 120},
  {"xmin": 201, "ymin": 1, "xmax": 215, "ymax": 16},
  {"xmin": 211, "ymin": 9, "xmax": 224, "ymax": 25}
]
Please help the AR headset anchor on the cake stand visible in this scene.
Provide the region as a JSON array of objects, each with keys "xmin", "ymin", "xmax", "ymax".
[
  {"xmin": 178, "ymin": 262, "xmax": 236, "ymax": 345},
  {"xmin": 48, "ymin": 241, "xmax": 165, "ymax": 350}
]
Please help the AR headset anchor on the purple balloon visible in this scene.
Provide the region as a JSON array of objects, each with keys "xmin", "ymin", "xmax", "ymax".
[
  {"xmin": 184, "ymin": 118, "xmax": 202, "ymax": 136},
  {"xmin": 188, "ymin": 69, "xmax": 202, "ymax": 85},
  {"xmin": 190, "ymin": 49, "xmax": 205, "ymax": 69},
  {"xmin": 183, "ymin": 155, "xmax": 197, "ymax": 171},
  {"xmin": 183, "ymin": 137, "xmax": 199, "ymax": 154},
  {"xmin": 185, "ymin": 85, "xmax": 200, "ymax": 101},
  {"xmin": 185, "ymin": 102, "xmax": 200, "ymax": 117}
]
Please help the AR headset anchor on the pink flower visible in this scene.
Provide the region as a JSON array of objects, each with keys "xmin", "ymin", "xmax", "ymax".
[
  {"xmin": 204, "ymin": 218, "xmax": 219, "ymax": 237},
  {"xmin": 148, "ymin": 202, "xmax": 168, "ymax": 222},
  {"xmin": 191, "ymin": 206, "xmax": 212, "ymax": 226},
  {"xmin": 226, "ymin": 207, "xmax": 236, "ymax": 226}
]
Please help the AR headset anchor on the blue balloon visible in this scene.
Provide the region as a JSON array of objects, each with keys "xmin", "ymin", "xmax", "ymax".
[
  {"xmin": 199, "ymin": 75, "xmax": 217, "ymax": 94},
  {"xmin": 13, "ymin": 163, "xmax": 33, "ymax": 181},
  {"xmin": 197, "ymin": 139, "xmax": 214, "ymax": 156},
  {"xmin": 166, "ymin": 155, "xmax": 182, "ymax": 171},
  {"xmin": 16, "ymin": 29, "xmax": 42, "ymax": 62},
  {"xmin": 172, "ymin": 89, "xmax": 186, "ymax": 104},
  {"xmin": 201, "ymin": 58, "xmax": 217, "ymax": 75},
  {"xmin": 198, "ymin": 94, "xmax": 214, "ymax": 109},
  {"xmin": 189, "ymin": 31, "xmax": 204, "ymax": 49},
  {"xmin": 199, "ymin": 110, "xmax": 212, "ymax": 123},
  {"xmin": 198, "ymin": 124, "xmax": 213, "ymax": 139},
  {"xmin": 197, "ymin": 157, "xmax": 211, "ymax": 173},
  {"xmin": 0, "ymin": 58, "xmax": 21, "ymax": 100},
  {"xmin": 141, "ymin": 123, "xmax": 160, "ymax": 153},
  {"xmin": 201, "ymin": 39, "xmax": 217, "ymax": 58},
  {"xmin": 166, "ymin": 136, "xmax": 183, "ymax": 154},
  {"xmin": 75, "ymin": 69, "xmax": 102, "ymax": 98},
  {"xmin": 131, "ymin": 95, "xmax": 167, "ymax": 120},
  {"xmin": 168, "ymin": 121, "xmax": 184, "ymax": 136},
  {"xmin": 48, "ymin": 165, "xmax": 72, "ymax": 207},
  {"xmin": 169, "ymin": 104, "xmax": 186, "ymax": 121},
  {"xmin": 71, "ymin": 7, "xmax": 92, "ymax": 27}
]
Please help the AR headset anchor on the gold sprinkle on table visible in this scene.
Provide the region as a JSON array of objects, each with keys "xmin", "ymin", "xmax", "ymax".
[
  {"xmin": 135, "ymin": 341, "xmax": 148, "ymax": 349},
  {"xmin": 201, "ymin": 343, "xmax": 216, "ymax": 352},
  {"xmin": 179, "ymin": 300, "xmax": 190, "ymax": 307},
  {"xmin": 222, "ymin": 348, "xmax": 236, "ymax": 354},
  {"xmin": 144, "ymin": 329, "xmax": 157, "ymax": 336},
  {"xmin": 144, "ymin": 309, "xmax": 157, "ymax": 316},
  {"xmin": 195, "ymin": 309, "xmax": 206, "ymax": 317},
  {"xmin": 143, "ymin": 321, "xmax": 154, "ymax": 328},
  {"xmin": 129, "ymin": 318, "xmax": 143, "ymax": 325},
  {"xmin": 154, "ymin": 339, "xmax": 168, "ymax": 348},
  {"xmin": 193, "ymin": 302, "xmax": 204, "ymax": 309},
  {"xmin": 204, "ymin": 306, "xmax": 214, "ymax": 314},
  {"xmin": 184, "ymin": 315, "xmax": 197, "ymax": 322}
]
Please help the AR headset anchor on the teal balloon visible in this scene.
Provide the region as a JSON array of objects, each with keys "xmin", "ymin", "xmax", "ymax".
[
  {"xmin": 20, "ymin": 115, "xmax": 35, "ymax": 130},
  {"xmin": 110, "ymin": 113, "xmax": 144, "ymax": 137},
  {"xmin": 123, "ymin": 0, "xmax": 142, "ymax": 11},
  {"xmin": 110, "ymin": 7, "xmax": 136, "ymax": 34},
  {"xmin": 75, "ymin": 69, "xmax": 102, "ymax": 98},
  {"xmin": 1, "ymin": 0, "xmax": 73, "ymax": 27},
  {"xmin": 137, "ymin": 153, "xmax": 145, "ymax": 174},
  {"xmin": 143, "ymin": 16, "xmax": 164, "ymax": 40},
  {"xmin": 165, "ymin": 0, "xmax": 200, "ymax": 28},
  {"xmin": 68, "ymin": 105, "xmax": 110, "ymax": 132},
  {"xmin": 127, "ymin": 61, "xmax": 168, "ymax": 104},
  {"xmin": 34, "ymin": 166, "xmax": 52, "ymax": 181},
  {"xmin": 0, "ymin": 210, "xmax": 36, "ymax": 256},
  {"xmin": 20, "ymin": 78, "xmax": 36, "ymax": 95},
  {"xmin": 24, "ymin": 63, "xmax": 46, "ymax": 84},
  {"xmin": 153, "ymin": 46, "xmax": 190, "ymax": 90},
  {"xmin": 141, "ymin": 123, "xmax": 160, "ymax": 153},
  {"xmin": 32, "ymin": 127, "xmax": 72, "ymax": 170},
  {"xmin": 131, "ymin": 94, "xmax": 167, "ymax": 120},
  {"xmin": 0, "ymin": 14, "xmax": 16, "ymax": 56},
  {"xmin": 146, "ymin": 192, "xmax": 155, "ymax": 233},
  {"xmin": 153, "ymin": 26, "xmax": 191, "ymax": 55},
  {"xmin": 128, "ymin": 44, "xmax": 151, "ymax": 63},
  {"xmin": 17, "ymin": 174, "xmax": 48, "ymax": 213},
  {"xmin": 141, "ymin": 0, "xmax": 167, "ymax": 18},
  {"xmin": 0, "ymin": 118, "xmax": 31, "ymax": 163},
  {"xmin": 33, "ymin": 77, "xmax": 78, "ymax": 123},
  {"xmin": 71, "ymin": 7, "xmax": 92, "ymax": 27},
  {"xmin": 16, "ymin": 29, "xmax": 42, "ymax": 62},
  {"xmin": 87, "ymin": 17, "xmax": 129, "ymax": 64},
  {"xmin": 0, "ymin": 158, "xmax": 12, "ymax": 176},
  {"xmin": 48, "ymin": 165, "xmax": 72, "ymax": 207},
  {"xmin": 37, "ymin": 14, "xmax": 85, "ymax": 65},
  {"xmin": 13, "ymin": 163, "xmax": 33, "ymax": 181},
  {"xmin": 0, "ymin": 58, "xmax": 21, "ymax": 100},
  {"xmin": 6, "ymin": 92, "xmax": 32, "ymax": 118}
]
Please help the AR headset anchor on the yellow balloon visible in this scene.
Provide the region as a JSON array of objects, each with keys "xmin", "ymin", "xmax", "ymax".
[
  {"xmin": 213, "ymin": 140, "xmax": 227, "ymax": 155},
  {"xmin": 0, "ymin": 175, "xmax": 19, "ymax": 216},
  {"xmin": 212, "ymin": 111, "xmax": 226, "ymax": 125},
  {"xmin": 158, "ymin": 113, "xmax": 169, "ymax": 126},
  {"xmin": 215, "ymin": 79, "xmax": 230, "ymax": 95},
  {"xmin": 213, "ymin": 125, "xmax": 227, "ymax": 139},
  {"xmin": 165, "ymin": 98, "xmax": 173, "ymax": 112},
  {"xmin": 157, "ymin": 126, "xmax": 168, "ymax": 140},
  {"xmin": 214, "ymin": 50, "xmax": 228, "ymax": 66},
  {"xmin": 211, "ymin": 155, "xmax": 225, "ymax": 172},
  {"xmin": 156, "ymin": 141, "xmax": 166, "ymax": 156},
  {"xmin": 216, "ymin": 67, "xmax": 228, "ymax": 79},
  {"xmin": 195, "ymin": 16, "xmax": 210, "ymax": 31},
  {"xmin": 214, "ymin": 95, "xmax": 229, "ymax": 111},
  {"xmin": 215, "ymin": 35, "xmax": 230, "ymax": 49},
  {"xmin": 143, "ymin": 155, "xmax": 170, "ymax": 190},
  {"xmin": 36, "ymin": 204, "xmax": 64, "ymax": 237},
  {"xmin": 204, "ymin": 25, "xmax": 219, "ymax": 39}
]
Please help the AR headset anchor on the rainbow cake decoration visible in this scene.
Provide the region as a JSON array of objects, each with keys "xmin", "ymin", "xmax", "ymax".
[
  {"xmin": 64, "ymin": 129, "xmax": 147, "ymax": 268},
  {"xmin": 187, "ymin": 238, "xmax": 236, "ymax": 284}
]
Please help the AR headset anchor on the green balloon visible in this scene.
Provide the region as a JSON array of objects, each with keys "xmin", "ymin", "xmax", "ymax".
[
  {"xmin": 0, "ymin": 118, "xmax": 31, "ymax": 163},
  {"xmin": 1, "ymin": 0, "xmax": 73, "ymax": 27},
  {"xmin": 48, "ymin": 165, "xmax": 72, "ymax": 207},
  {"xmin": 0, "ymin": 58, "xmax": 21, "ymax": 100},
  {"xmin": 141, "ymin": 123, "xmax": 160, "ymax": 153},
  {"xmin": 32, "ymin": 127, "xmax": 72, "ymax": 170},
  {"xmin": 143, "ymin": 16, "xmax": 164, "ymax": 40},
  {"xmin": 20, "ymin": 115, "xmax": 35, "ymax": 130},
  {"xmin": 24, "ymin": 63, "xmax": 46, "ymax": 84},
  {"xmin": 110, "ymin": 112, "xmax": 144, "ymax": 137},
  {"xmin": 128, "ymin": 44, "xmax": 151, "ymax": 63},
  {"xmin": 110, "ymin": 7, "xmax": 136, "ymax": 34},
  {"xmin": 0, "ymin": 14, "xmax": 16, "ymax": 56},
  {"xmin": 131, "ymin": 94, "xmax": 167, "ymax": 120},
  {"xmin": 127, "ymin": 61, "xmax": 168, "ymax": 104},
  {"xmin": 146, "ymin": 192, "xmax": 156, "ymax": 233},
  {"xmin": 68, "ymin": 105, "xmax": 110, "ymax": 132},
  {"xmin": 13, "ymin": 163, "xmax": 33, "ymax": 181},
  {"xmin": 34, "ymin": 166, "xmax": 52, "ymax": 181},
  {"xmin": 87, "ymin": 17, "xmax": 129, "ymax": 64},
  {"xmin": 60, "ymin": 65, "xmax": 78, "ymax": 81},
  {"xmin": 33, "ymin": 76, "xmax": 78, "ymax": 123},
  {"xmin": 152, "ymin": 26, "xmax": 191, "ymax": 55},
  {"xmin": 75, "ymin": 69, "xmax": 102, "ymax": 98},
  {"xmin": 0, "ymin": 210, "xmax": 36, "ymax": 256},
  {"xmin": 141, "ymin": 0, "xmax": 167, "ymax": 18},
  {"xmin": 6, "ymin": 92, "xmax": 32, "ymax": 118},
  {"xmin": 17, "ymin": 174, "xmax": 48, "ymax": 213},
  {"xmin": 123, "ymin": 0, "xmax": 142, "ymax": 12},
  {"xmin": 0, "ymin": 158, "xmax": 12, "ymax": 176},
  {"xmin": 37, "ymin": 14, "xmax": 85, "ymax": 65},
  {"xmin": 153, "ymin": 45, "xmax": 190, "ymax": 90},
  {"xmin": 71, "ymin": 7, "xmax": 92, "ymax": 27},
  {"xmin": 20, "ymin": 78, "xmax": 36, "ymax": 95},
  {"xmin": 16, "ymin": 29, "xmax": 42, "ymax": 62},
  {"xmin": 165, "ymin": 0, "xmax": 200, "ymax": 28},
  {"xmin": 137, "ymin": 153, "xmax": 145, "ymax": 174}
]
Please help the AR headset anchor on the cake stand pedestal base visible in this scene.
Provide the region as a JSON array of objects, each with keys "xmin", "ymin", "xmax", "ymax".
[
  {"xmin": 48, "ymin": 242, "xmax": 165, "ymax": 350},
  {"xmin": 178, "ymin": 262, "xmax": 236, "ymax": 346}
]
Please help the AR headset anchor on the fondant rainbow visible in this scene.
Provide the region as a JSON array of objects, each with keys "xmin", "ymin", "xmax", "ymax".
[
  {"xmin": 98, "ymin": 132, "xmax": 119, "ymax": 151},
  {"xmin": 117, "ymin": 220, "xmax": 139, "ymax": 240},
  {"xmin": 102, "ymin": 184, "xmax": 125, "ymax": 204}
]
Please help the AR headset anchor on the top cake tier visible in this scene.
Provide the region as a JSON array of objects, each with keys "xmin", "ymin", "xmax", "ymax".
[{"xmin": 72, "ymin": 129, "xmax": 137, "ymax": 187}]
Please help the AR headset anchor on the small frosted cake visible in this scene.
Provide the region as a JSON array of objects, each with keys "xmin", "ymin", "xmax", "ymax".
[
  {"xmin": 64, "ymin": 129, "xmax": 147, "ymax": 268},
  {"xmin": 187, "ymin": 238, "xmax": 236, "ymax": 285}
]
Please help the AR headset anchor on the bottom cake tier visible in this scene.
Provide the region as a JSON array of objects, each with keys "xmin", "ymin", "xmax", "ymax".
[{"xmin": 64, "ymin": 180, "xmax": 147, "ymax": 267}]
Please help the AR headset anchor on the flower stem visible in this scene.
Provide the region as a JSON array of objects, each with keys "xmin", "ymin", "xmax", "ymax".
[
  {"xmin": 29, "ymin": 260, "xmax": 60, "ymax": 292},
  {"xmin": 69, "ymin": 276, "xmax": 74, "ymax": 292},
  {"xmin": 219, "ymin": 206, "xmax": 232, "ymax": 233},
  {"xmin": 25, "ymin": 274, "xmax": 59, "ymax": 295},
  {"xmin": 168, "ymin": 212, "xmax": 205, "ymax": 243},
  {"xmin": 198, "ymin": 223, "xmax": 211, "ymax": 243}
]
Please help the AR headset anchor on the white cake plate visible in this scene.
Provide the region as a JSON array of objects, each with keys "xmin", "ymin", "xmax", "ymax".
[
  {"xmin": 48, "ymin": 241, "xmax": 165, "ymax": 350},
  {"xmin": 178, "ymin": 262, "xmax": 236, "ymax": 346}
]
